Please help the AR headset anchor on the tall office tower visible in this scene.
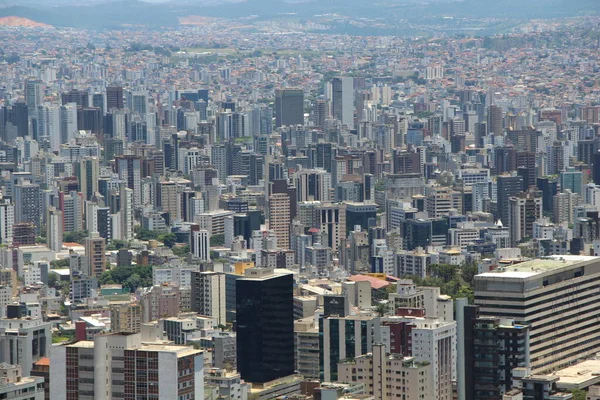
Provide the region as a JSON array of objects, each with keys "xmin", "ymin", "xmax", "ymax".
[
  {"xmin": 593, "ymin": 152, "xmax": 600, "ymax": 186},
  {"xmin": 425, "ymin": 186, "xmax": 463, "ymax": 218},
  {"xmin": 25, "ymin": 79, "xmax": 44, "ymax": 112},
  {"xmin": 110, "ymin": 303, "xmax": 142, "ymax": 333},
  {"xmin": 493, "ymin": 146, "xmax": 517, "ymax": 175},
  {"xmin": 508, "ymin": 192, "xmax": 542, "ymax": 245},
  {"xmin": 331, "ymin": 77, "xmax": 354, "ymax": 128},
  {"xmin": 236, "ymin": 268, "xmax": 294, "ymax": 384},
  {"xmin": 75, "ymin": 157, "xmax": 99, "ymax": 201},
  {"xmin": 338, "ymin": 344, "xmax": 433, "ymax": 398},
  {"xmin": 210, "ymin": 144, "xmax": 228, "ymax": 184},
  {"xmin": 515, "ymin": 151, "xmax": 536, "ymax": 190},
  {"xmin": 190, "ymin": 226, "xmax": 210, "ymax": 262},
  {"xmin": 319, "ymin": 313, "xmax": 382, "ymax": 382},
  {"xmin": 313, "ymin": 98, "xmax": 327, "ymax": 129},
  {"xmin": 59, "ymin": 102, "xmax": 77, "ymax": 143},
  {"xmin": 61, "ymin": 89, "xmax": 89, "ymax": 108},
  {"xmin": 0, "ymin": 198, "xmax": 14, "ymax": 245},
  {"xmin": 275, "ymin": 88, "xmax": 304, "ymax": 128},
  {"xmin": 536, "ymin": 177, "xmax": 558, "ymax": 216},
  {"xmin": 0, "ymin": 317, "xmax": 51, "ymax": 376},
  {"xmin": 553, "ymin": 190, "xmax": 580, "ymax": 224},
  {"xmin": 191, "ymin": 271, "xmax": 226, "ymax": 326},
  {"xmin": 106, "ymin": 108, "xmax": 128, "ymax": 140},
  {"xmin": 268, "ymin": 192, "xmax": 291, "ymax": 249},
  {"xmin": 127, "ymin": 90, "xmax": 148, "ymax": 114},
  {"xmin": 92, "ymin": 92, "xmax": 105, "ymax": 114},
  {"xmin": 392, "ymin": 149, "xmax": 420, "ymax": 174},
  {"xmin": 13, "ymin": 181, "xmax": 41, "ymax": 232},
  {"xmin": 314, "ymin": 203, "xmax": 346, "ymax": 253},
  {"xmin": 84, "ymin": 232, "xmax": 106, "ymax": 277},
  {"xmin": 60, "ymin": 191, "xmax": 84, "ymax": 233},
  {"xmin": 115, "ymin": 155, "xmax": 142, "ymax": 207},
  {"xmin": 456, "ymin": 299, "xmax": 530, "ymax": 400},
  {"xmin": 119, "ymin": 186, "xmax": 135, "ymax": 240},
  {"xmin": 11, "ymin": 102, "xmax": 30, "ymax": 137},
  {"xmin": 106, "ymin": 86, "xmax": 124, "ymax": 110},
  {"xmin": 496, "ymin": 175, "xmax": 523, "ymax": 225},
  {"xmin": 50, "ymin": 333, "xmax": 204, "ymax": 400},
  {"xmin": 474, "ymin": 255, "xmax": 600, "ymax": 374},
  {"xmin": 345, "ymin": 202, "xmax": 377, "ymax": 234},
  {"xmin": 80, "ymin": 107, "xmax": 103, "ymax": 134},
  {"xmin": 157, "ymin": 180, "xmax": 179, "ymax": 222},
  {"xmin": 508, "ymin": 128, "xmax": 540, "ymax": 153},
  {"xmin": 46, "ymin": 207, "xmax": 63, "ymax": 252},
  {"xmin": 36, "ymin": 103, "xmax": 61, "ymax": 151},
  {"xmin": 559, "ymin": 167, "xmax": 583, "ymax": 195},
  {"xmin": 294, "ymin": 169, "xmax": 332, "ymax": 202},
  {"xmin": 486, "ymin": 104, "xmax": 503, "ymax": 135}
]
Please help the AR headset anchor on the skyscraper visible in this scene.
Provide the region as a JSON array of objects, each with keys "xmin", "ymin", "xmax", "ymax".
[
  {"xmin": 46, "ymin": 207, "xmax": 63, "ymax": 252},
  {"xmin": 495, "ymin": 175, "xmax": 523, "ymax": 225},
  {"xmin": 275, "ymin": 88, "xmax": 304, "ymax": 128},
  {"xmin": 14, "ymin": 181, "xmax": 41, "ymax": 232},
  {"xmin": 268, "ymin": 193, "xmax": 291, "ymax": 249},
  {"xmin": 75, "ymin": 157, "xmax": 99, "ymax": 201},
  {"xmin": 192, "ymin": 271, "xmax": 226, "ymax": 325},
  {"xmin": 106, "ymin": 86, "xmax": 124, "ymax": 110},
  {"xmin": 84, "ymin": 232, "xmax": 106, "ymax": 277},
  {"xmin": 25, "ymin": 79, "xmax": 44, "ymax": 112},
  {"xmin": 190, "ymin": 226, "xmax": 210, "ymax": 262},
  {"xmin": 331, "ymin": 77, "xmax": 354, "ymax": 128},
  {"xmin": 115, "ymin": 155, "xmax": 142, "ymax": 207},
  {"xmin": 0, "ymin": 198, "xmax": 14, "ymax": 245},
  {"xmin": 487, "ymin": 105, "xmax": 503, "ymax": 136},
  {"xmin": 236, "ymin": 268, "xmax": 294, "ymax": 384}
]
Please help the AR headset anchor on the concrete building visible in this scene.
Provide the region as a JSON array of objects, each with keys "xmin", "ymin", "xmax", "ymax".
[
  {"xmin": 0, "ymin": 317, "xmax": 51, "ymax": 376},
  {"xmin": 268, "ymin": 193, "xmax": 291, "ymax": 249},
  {"xmin": 508, "ymin": 192, "xmax": 542, "ymax": 245},
  {"xmin": 190, "ymin": 227, "xmax": 211, "ymax": 262},
  {"xmin": 110, "ymin": 303, "xmax": 142, "ymax": 334},
  {"xmin": 0, "ymin": 363, "xmax": 44, "ymax": 400},
  {"xmin": 205, "ymin": 368, "xmax": 249, "ymax": 400},
  {"xmin": 139, "ymin": 284, "xmax": 181, "ymax": 323},
  {"xmin": 50, "ymin": 333, "xmax": 204, "ymax": 399},
  {"xmin": 84, "ymin": 233, "xmax": 106, "ymax": 277},
  {"xmin": 474, "ymin": 255, "xmax": 600, "ymax": 374},
  {"xmin": 337, "ymin": 344, "xmax": 433, "ymax": 399},
  {"xmin": 294, "ymin": 317, "xmax": 320, "ymax": 379},
  {"xmin": 275, "ymin": 88, "xmax": 304, "ymax": 128},
  {"xmin": 320, "ymin": 314, "xmax": 382, "ymax": 382},
  {"xmin": 191, "ymin": 271, "xmax": 226, "ymax": 326}
]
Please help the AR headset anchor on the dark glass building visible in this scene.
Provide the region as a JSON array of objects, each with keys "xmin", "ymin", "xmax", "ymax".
[
  {"xmin": 345, "ymin": 202, "xmax": 377, "ymax": 234},
  {"xmin": 236, "ymin": 269, "xmax": 294, "ymax": 384}
]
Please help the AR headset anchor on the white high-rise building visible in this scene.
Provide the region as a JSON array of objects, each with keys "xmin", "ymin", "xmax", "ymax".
[
  {"xmin": 0, "ymin": 317, "xmax": 51, "ymax": 376},
  {"xmin": 50, "ymin": 333, "xmax": 204, "ymax": 400},
  {"xmin": 0, "ymin": 198, "xmax": 14, "ymax": 245},
  {"xmin": 192, "ymin": 271, "xmax": 226, "ymax": 325},
  {"xmin": 60, "ymin": 102, "xmax": 78, "ymax": 144},
  {"xmin": 37, "ymin": 103, "xmax": 61, "ymax": 151},
  {"xmin": 191, "ymin": 228, "xmax": 210, "ymax": 262},
  {"xmin": 331, "ymin": 77, "xmax": 354, "ymax": 128},
  {"xmin": 46, "ymin": 207, "xmax": 63, "ymax": 252}
]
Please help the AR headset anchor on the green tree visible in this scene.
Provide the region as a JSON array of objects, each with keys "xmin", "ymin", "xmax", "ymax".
[
  {"xmin": 51, "ymin": 259, "xmax": 70, "ymax": 269},
  {"xmin": 158, "ymin": 233, "xmax": 177, "ymax": 248},
  {"xmin": 172, "ymin": 245, "xmax": 190, "ymax": 258},
  {"xmin": 137, "ymin": 228, "xmax": 159, "ymax": 241},
  {"xmin": 460, "ymin": 263, "xmax": 479, "ymax": 285},
  {"xmin": 571, "ymin": 389, "xmax": 586, "ymax": 400},
  {"xmin": 63, "ymin": 231, "xmax": 89, "ymax": 244},
  {"xmin": 210, "ymin": 234, "xmax": 225, "ymax": 247},
  {"xmin": 375, "ymin": 302, "xmax": 389, "ymax": 317},
  {"xmin": 428, "ymin": 264, "xmax": 458, "ymax": 282}
]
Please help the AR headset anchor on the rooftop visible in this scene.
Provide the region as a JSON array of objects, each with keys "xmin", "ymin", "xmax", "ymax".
[
  {"xmin": 477, "ymin": 255, "xmax": 598, "ymax": 279},
  {"xmin": 551, "ymin": 358, "xmax": 600, "ymax": 390}
]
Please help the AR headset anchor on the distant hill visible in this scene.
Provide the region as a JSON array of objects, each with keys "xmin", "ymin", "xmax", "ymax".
[
  {"xmin": 0, "ymin": 0, "xmax": 596, "ymax": 30},
  {"xmin": 0, "ymin": 16, "xmax": 49, "ymax": 27}
]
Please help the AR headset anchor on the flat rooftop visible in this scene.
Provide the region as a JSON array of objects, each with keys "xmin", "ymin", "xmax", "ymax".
[
  {"xmin": 477, "ymin": 255, "xmax": 598, "ymax": 279},
  {"xmin": 551, "ymin": 358, "xmax": 600, "ymax": 390}
]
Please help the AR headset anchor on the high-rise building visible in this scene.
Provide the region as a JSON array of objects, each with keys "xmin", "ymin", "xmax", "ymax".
[
  {"xmin": 46, "ymin": 207, "xmax": 62, "ymax": 252},
  {"xmin": 84, "ymin": 233, "xmax": 106, "ymax": 277},
  {"xmin": 496, "ymin": 175, "xmax": 523, "ymax": 225},
  {"xmin": 294, "ymin": 169, "xmax": 332, "ymax": 203},
  {"xmin": 191, "ymin": 271, "xmax": 226, "ymax": 326},
  {"xmin": 474, "ymin": 255, "xmax": 600, "ymax": 374},
  {"xmin": 319, "ymin": 313, "xmax": 382, "ymax": 382},
  {"xmin": 25, "ymin": 79, "xmax": 44, "ymax": 112},
  {"xmin": 236, "ymin": 268, "xmax": 294, "ymax": 384},
  {"xmin": 338, "ymin": 344, "xmax": 433, "ymax": 399},
  {"xmin": 106, "ymin": 86, "xmax": 124, "ymax": 110},
  {"xmin": 190, "ymin": 226, "xmax": 210, "ymax": 262},
  {"xmin": 275, "ymin": 88, "xmax": 304, "ymax": 128},
  {"xmin": 0, "ymin": 364, "xmax": 44, "ymax": 400},
  {"xmin": 345, "ymin": 202, "xmax": 376, "ymax": 234},
  {"xmin": 13, "ymin": 181, "xmax": 41, "ymax": 232},
  {"xmin": 559, "ymin": 167, "xmax": 583, "ymax": 195},
  {"xmin": 110, "ymin": 303, "xmax": 142, "ymax": 334},
  {"xmin": 139, "ymin": 284, "xmax": 181, "ymax": 323},
  {"xmin": 0, "ymin": 198, "xmax": 14, "ymax": 245},
  {"xmin": 268, "ymin": 193, "xmax": 291, "ymax": 249},
  {"xmin": 50, "ymin": 333, "xmax": 204, "ymax": 400},
  {"xmin": 331, "ymin": 77, "xmax": 354, "ymax": 128},
  {"xmin": 115, "ymin": 155, "xmax": 142, "ymax": 207},
  {"xmin": 508, "ymin": 192, "xmax": 542, "ymax": 245},
  {"xmin": 75, "ymin": 157, "xmax": 99, "ymax": 201},
  {"xmin": 456, "ymin": 299, "xmax": 530, "ymax": 400},
  {"xmin": 0, "ymin": 317, "xmax": 51, "ymax": 376},
  {"xmin": 487, "ymin": 105, "xmax": 503, "ymax": 136}
]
